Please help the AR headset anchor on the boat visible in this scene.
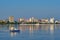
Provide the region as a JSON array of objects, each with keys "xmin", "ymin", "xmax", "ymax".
[
  {"xmin": 10, "ymin": 27, "xmax": 20, "ymax": 32},
  {"xmin": 10, "ymin": 30, "xmax": 20, "ymax": 32}
]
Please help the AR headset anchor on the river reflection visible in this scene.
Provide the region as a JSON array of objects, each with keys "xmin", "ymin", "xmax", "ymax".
[
  {"xmin": 8, "ymin": 24, "xmax": 20, "ymax": 37},
  {"xmin": 0, "ymin": 24, "xmax": 60, "ymax": 40},
  {"xmin": 18, "ymin": 24, "xmax": 54, "ymax": 32},
  {"xmin": 50, "ymin": 24, "xmax": 54, "ymax": 34}
]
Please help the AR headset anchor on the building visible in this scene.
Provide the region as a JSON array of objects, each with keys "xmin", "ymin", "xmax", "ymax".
[
  {"xmin": 0, "ymin": 20, "xmax": 3, "ymax": 23},
  {"xmin": 9, "ymin": 16, "xmax": 14, "ymax": 22},
  {"xmin": 41, "ymin": 19, "xmax": 49, "ymax": 23},
  {"xmin": 50, "ymin": 17, "xmax": 54, "ymax": 23},
  {"xmin": 18, "ymin": 18, "xmax": 25, "ymax": 22},
  {"xmin": 55, "ymin": 20, "xmax": 60, "ymax": 23},
  {"xmin": 29, "ymin": 17, "xmax": 38, "ymax": 22},
  {"xmin": 29, "ymin": 17, "xmax": 34, "ymax": 22}
]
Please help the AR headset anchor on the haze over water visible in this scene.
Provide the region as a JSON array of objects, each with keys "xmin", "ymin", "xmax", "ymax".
[{"xmin": 0, "ymin": 24, "xmax": 60, "ymax": 40}]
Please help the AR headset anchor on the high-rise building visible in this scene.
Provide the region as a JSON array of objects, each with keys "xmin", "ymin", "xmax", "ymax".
[
  {"xmin": 9, "ymin": 16, "xmax": 14, "ymax": 22},
  {"xmin": 29, "ymin": 17, "xmax": 38, "ymax": 22},
  {"xmin": 18, "ymin": 18, "xmax": 24, "ymax": 22},
  {"xmin": 50, "ymin": 17, "xmax": 54, "ymax": 23}
]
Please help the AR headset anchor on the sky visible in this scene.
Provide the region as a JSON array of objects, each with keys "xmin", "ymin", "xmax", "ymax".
[{"xmin": 0, "ymin": 0, "xmax": 60, "ymax": 20}]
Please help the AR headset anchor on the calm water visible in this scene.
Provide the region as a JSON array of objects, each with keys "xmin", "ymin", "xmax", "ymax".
[{"xmin": 0, "ymin": 24, "xmax": 60, "ymax": 40}]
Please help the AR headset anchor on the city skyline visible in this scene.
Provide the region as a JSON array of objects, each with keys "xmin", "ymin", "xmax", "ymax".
[
  {"xmin": 0, "ymin": 16, "xmax": 59, "ymax": 20},
  {"xmin": 0, "ymin": 16, "xmax": 59, "ymax": 24}
]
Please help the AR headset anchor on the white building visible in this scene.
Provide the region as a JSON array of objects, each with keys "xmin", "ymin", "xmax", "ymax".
[
  {"xmin": 18, "ymin": 18, "xmax": 25, "ymax": 22},
  {"xmin": 9, "ymin": 16, "xmax": 14, "ymax": 22},
  {"xmin": 50, "ymin": 17, "xmax": 54, "ymax": 23},
  {"xmin": 29, "ymin": 17, "xmax": 38, "ymax": 22},
  {"xmin": 29, "ymin": 17, "xmax": 34, "ymax": 22}
]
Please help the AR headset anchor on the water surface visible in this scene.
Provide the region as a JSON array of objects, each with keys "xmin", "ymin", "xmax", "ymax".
[{"xmin": 0, "ymin": 24, "xmax": 60, "ymax": 40}]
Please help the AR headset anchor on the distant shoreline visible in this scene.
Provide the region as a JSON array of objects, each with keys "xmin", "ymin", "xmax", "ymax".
[{"xmin": 0, "ymin": 23, "xmax": 60, "ymax": 25}]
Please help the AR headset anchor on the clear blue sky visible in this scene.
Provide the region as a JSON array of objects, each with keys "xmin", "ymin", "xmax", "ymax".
[{"xmin": 0, "ymin": 0, "xmax": 60, "ymax": 20}]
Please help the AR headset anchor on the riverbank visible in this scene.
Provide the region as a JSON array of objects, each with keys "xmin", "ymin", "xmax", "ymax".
[{"xmin": 5, "ymin": 22, "xmax": 60, "ymax": 24}]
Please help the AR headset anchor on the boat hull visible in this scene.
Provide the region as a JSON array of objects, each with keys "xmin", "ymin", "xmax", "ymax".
[{"xmin": 10, "ymin": 30, "xmax": 20, "ymax": 32}]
